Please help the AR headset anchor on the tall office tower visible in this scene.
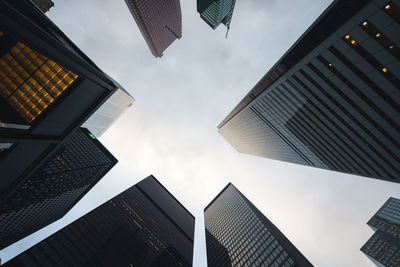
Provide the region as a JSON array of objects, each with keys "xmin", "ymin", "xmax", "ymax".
[
  {"xmin": 82, "ymin": 86, "xmax": 134, "ymax": 138},
  {"xmin": 124, "ymin": 0, "xmax": 182, "ymax": 58},
  {"xmin": 361, "ymin": 197, "xmax": 400, "ymax": 267},
  {"xmin": 4, "ymin": 176, "xmax": 195, "ymax": 267},
  {"xmin": 197, "ymin": 0, "xmax": 236, "ymax": 30},
  {"xmin": 0, "ymin": 0, "xmax": 129, "ymax": 222},
  {"xmin": 31, "ymin": 0, "xmax": 54, "ymax": 13},
  {"xmin": 218, "ymin": 0, "xmax": 400, "ymax": 183},
  {"xmin": 204, "ymin": 183, "xmax": 312, "ymax": 267},
  {"xmin": 0, "ymin": 128, "xmax": 117, "ymax": 250}
]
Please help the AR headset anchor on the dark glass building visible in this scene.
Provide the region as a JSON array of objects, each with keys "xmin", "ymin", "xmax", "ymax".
[
  {"xmin": 361, "ymin": 197, "xmax": 400, "ymax": 267},
  {"xmin": 218, "ymin": 0, "xmax": 400, "ymax": 183},
  {"xmin": 124, "ymin": 0, "xmax": 182, "ymax": 58},
  {"xmin": 204, "ymin": 183, "xmax": 312, "ymax": 267},
  {"xmin": 4, "ymin": 175, "xmax": 195, "ymax": 266},
  {"xmin": 197, "ymin": 0, "xmax": 236, "ymax": 30},
  {"xmin": 0, "ymin": 0, "xmax": 127, "ymax": 217},
  {"xmin": 0, "ymin": 127, "xmax": 117, "ymax": 250}
]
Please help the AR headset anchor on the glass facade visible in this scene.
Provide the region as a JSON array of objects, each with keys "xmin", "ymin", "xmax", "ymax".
[
  {"xmin": 204, "ymin": 183, "xmax": 312, "ymax": 267},
  {"xmin": 218, "ymin": 0, "xmax": 400, "ymax": 183},
  {"xmin": 197, "ymin": 0, "xmax": 236, "ymax": 29},
  {"xmin": 82, "ymin": 88, "xmax": 134, "ymax": 138},
  {"xmin": 4, "ymin": 176, "xmax": 195, "ymax": 267},
  {"xmin": 125, "ymin": 0, "xmax": 182, "ymax": 57},
  {"xmin": 0, "ymin": 31, "xmax": 78, "ymax": 125},
  {"xmin": 362, "ymin": 197, "xmax": 400, "ymax": 267},
  {"xmin": 0, "ymin": 128, "xmax": 117, "ymax": 250}
]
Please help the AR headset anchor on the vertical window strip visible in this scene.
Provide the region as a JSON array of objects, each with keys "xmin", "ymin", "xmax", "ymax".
[
  {"xmin": 289, "ymin": 75, "xmax": 397, "ymax": 181},
  {"xmin": 281, "ymin": 83, "xmax": 378, "ymax": 177}
]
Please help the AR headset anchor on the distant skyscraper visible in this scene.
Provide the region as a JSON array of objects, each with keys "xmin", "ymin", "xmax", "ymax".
[
  {"xmin": 124, "ymin": 0, "xmax": 182, "ymax": 57},
  {"xmin": 204, "ymin": 183, "xmax": 312, "ymax": 267},
  {"xmin": 82, "ymin": 87, "xmax": 134, "ymax": 138},
  {"xmin": 218, "ymin": 0, "xmax": 400, "ymax": 183},
  {"xmin": 4, "ymin": 176, "xmax": 195, "ymax": 266},
  {"xmin": 31, "ymin": 0, "xmax": 54, "ymax": 13},
  {"xmin": 361, "ymin": 197, "xmax": 400, "ymax": 267},
  {"xmin": 0, "ymin": 128, "xmax": 117, "ymax": 250},
  {"xmin": 197, "ymin": 0, "xmax": 236, "ymax": 30}
]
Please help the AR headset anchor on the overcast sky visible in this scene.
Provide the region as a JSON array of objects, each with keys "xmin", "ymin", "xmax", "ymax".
[{"xmin": 2, "ymin": 0, "xmax": 400, "ymax": 266}]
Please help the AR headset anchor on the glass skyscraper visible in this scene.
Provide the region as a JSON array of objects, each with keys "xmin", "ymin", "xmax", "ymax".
[
  {"xmin": 361, "ymin": 197, "xmax": 400, "ymax": 267},
  {"xmin": 4, "ymin": 175, "xmax": 195, "ymax": 266},
  {"xmin": 0, "ymin": 128, "xmax": 117, "ymax": 250},
  {"xmin": 124, "ymin": 0, "xmax": 182, "ymax": 57},
  {"xmin": 218, "ymin": 0, "xmax": 400, "ymax": 183},
  {"xmin": 204, "ymin": 183, "xmax": 312, "ymax": 267},
  {"xmin": 197, "ymin": 0, "xmax": 236, "ymax": 30},
  {"xmin": 82, "ymin": 87, "xmax": 134, "ymax": 138}
]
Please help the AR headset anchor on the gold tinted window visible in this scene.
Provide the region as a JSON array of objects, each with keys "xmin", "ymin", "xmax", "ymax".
[{"xmin": 0, "ymin": 41, "xmax": 78, "ymax": 123}]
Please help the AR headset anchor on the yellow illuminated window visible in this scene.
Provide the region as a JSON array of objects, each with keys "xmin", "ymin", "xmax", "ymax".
[
  {"xmin": 345, "ymin": 34, "xmax": 350, "ymax": 39},
  {"xmin": 362, "ymin": 21, "xmax": 368, "ymax": 26},
  {"xmin": 0, "ymin": 32, "xmax": 3, "ymax": 38},
  {"xmin": 0, "ymin": 42, "xmax": 78, "ymax": 123},
  {"xmin": 350, "ymin": 39, "xmax": 356, "ymax": 45},
  {"xmin": 385, "ymin": 4, "xmax": 391, "ymax": 10},
  {"xmin": 389, "ymin": 45, "xmax": 394, "ymax": 49},
  {"xmin": 382, "ymin": 67, "xmax": 388, "ymax": 72},
  {"xmin": 376, "ymin": 33, "xmax": 381, "ymax": 37}
]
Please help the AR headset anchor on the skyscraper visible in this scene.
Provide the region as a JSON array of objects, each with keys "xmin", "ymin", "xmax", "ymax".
[
  {"xmin": 218, "ymin": 0, "xmax": 400, "ymax": 183},
  {"xmin": 197, "ymin": 0, "xmax": 236, "ymax": 30},
  {"xmin": 0, "ymin": 0, "xmax": 129, "ymax": 203},
  {"xmin": 0, "ymin": 128, "xmax": 117, "ymax": 250},
  {"xmin": 4, "ymin": 175, "xmax": 195, "ymax": 266},
  {"xmin": 31, "ymin": 0, "xmax": 54, "ymax": 13},
  {"xmin": 124, "ymin": 0, "xmax": 182, "ymax": 58},
  {"xmin": 82, "ymin": 86, "xmax": 134, "ymax": 138},
  {"xmin": 204, "ymin": 183, "xmax": 312, "ymax": 267},
  {"xmin": 361, "ymin": 197, "xmax": 400, "ymax": 267}
]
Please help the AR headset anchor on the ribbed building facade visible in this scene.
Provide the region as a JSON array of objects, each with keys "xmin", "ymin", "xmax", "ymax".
[
  {"xmin": 82, "ymin": 87, "xmax": 134, "ymax": 138},
  {"xmin": 0, "ymin": 128, "xmax": 117, "ymax": 250},
  {"xmin": 361, "ymin": 197, "xmax": 400, "ymax": 267},
  {"xmin": 124, "ymin": 0, "xmax": 182, "ymax": 57},
  {"xmin": 204, "ymin": 183, "xmax": 312, "ymax": 267},
  {"xmin": 218, "ymin": 0, "xmax": 400, "ymax": 183},
  {"xmin": 197, "ymin": 0, "xmax": 236, "ymax": 29},
  {"xmin": 5, "ymin": 176, "xmax": 195, "ymax": 267}
]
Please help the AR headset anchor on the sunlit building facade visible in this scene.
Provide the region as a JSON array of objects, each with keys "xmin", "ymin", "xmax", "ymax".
[
  {"xmin": 218, "ymin": 0, "xmax": 400, "ymax": 183},
  {"xmin": 361, "ymin": 197, "xmax": 400, "ymax": 267},
  {"xmin": 124, "ymin": 0, "xmax": 182, "ymax": 57},
  {"xmin": 82, "ymin": 87, "xmax": 134, "ymax": 138},
  {"xmin": 5, "ymin": 175, "xmax": 195, "ymax": 266},
  {"xmin": 0, "ymin": 128, "xmax": 117, "ymax": 250},
  {"xmin": 204, "ymin": 183, "xmax": 312, "ymax": 267},
  {"xmin": 197, "ymin": 0, "xmax": 236, "ymax": 30}
]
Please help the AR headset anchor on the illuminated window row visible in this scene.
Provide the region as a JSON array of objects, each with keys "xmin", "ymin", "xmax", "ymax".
[
  {"xmin": 360, "ymin": 21, "xmax": 400, "ymax": 60},
  {"xmin": 384, "ymin": 1, "xmax": 400, "ymax": 24},
  {"xmin": 0, "ymin": 41, "xmax": 78, "ymax": 123}
]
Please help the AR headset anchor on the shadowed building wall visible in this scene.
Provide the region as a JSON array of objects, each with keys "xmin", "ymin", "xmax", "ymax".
[
  {"xmin": 204, "ymin": 183, "xmax": 312, "ymax": 267},
  {"xmin": 4, "ymin": 175, "xmax": 195, "ymax": 267}
]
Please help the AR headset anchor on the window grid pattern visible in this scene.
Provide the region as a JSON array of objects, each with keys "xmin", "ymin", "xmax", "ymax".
[
  {"xmin": 219, "ymin": 0, "xmax": 400, "ymax": 182},
  {"xmin": 205, "ymin": 185, "xmax": 298, "ymax": 267},
  {"xmin": 0, "ymin": 41, "xmax": 78, "ymax": 123},
  {"xmin": 125, "ymin": 0, "xmax": 182, "ymax": 57},
  {"xmin": 0, "ymin": 129, "xmax": 115, "ymax": 250},
  {"xmin": 6, "ymin": 177, "xmax": 194, "ymax": 267}
]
